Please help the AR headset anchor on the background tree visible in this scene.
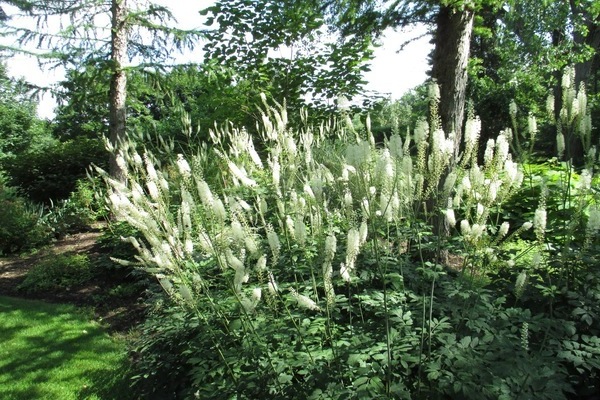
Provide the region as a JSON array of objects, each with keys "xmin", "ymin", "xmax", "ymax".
[
  {"xmin": 109, "ymin": 0, "xmax": 127, "ymax": 182},
  {"xmin": 52, "ymin": 60, "xmax": 113, "ymax": 140},
  {"xmin": 52, "ymin": 61, "xmax": 259, "ymax": 150},
  {"xmin": 321, "ymin": 0, "xmax": 505, "ymax": 158},
  {"xmin": 0, "ymin": 0, "xmax": 201, "ymax": 180},
  {"xmin": 569, "ymin": 0, "xmax": 600, "ymax": 87},
  {"xmin": 201, "ymin": 0, "xmax": 375, "ymax": 122},
  {"xmin": 0, "ymin": 62, "xmax": 49, "ymax": 161},
  {"xmin": 468, "ymin": 0, "xmax": 600, "ymax": 161},
  {"xmin": 430, "ymin": 2, "xmax": 474, "ymax": 158},
  {"xmin": 0, "ymin": 62, "xmax": 102, "ymax": 203},
  {"xmin": 339, "ymin": 0, "xmax": 599, "ymax": 161}
]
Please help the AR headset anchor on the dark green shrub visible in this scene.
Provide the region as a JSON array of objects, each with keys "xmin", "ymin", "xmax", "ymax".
[
  {"xmin": 106, "ymin": 283, "xmax": 144, "ymax": 299},
  {"xmin": 95, "ymin": 221, "xmax": 153, "ymax": 286},
  {"xmin": 0, "ymin": 181, "xmax": 51, "ymax": 254},
  {"xmin": 98, "ymin": 222, "xmax": 141, "ymax": 260},
  {"xmin": 18, "ymin": 254, "xmax": 93, "ymax": 293},
  {"xmin": 129, "ymin": 303, "xmax": 199, "ymax": 400},
  {"xmin": 0, "ymin": 64, "xmax": 51, "ymax": 162},
  {"xmin": 40, "ymin": 199, "xmax": 92, "ymax": 238},
  {"xmin": 500, "ymin": 161, "xmax": 596, "ymax": 245},
  {"xmin": 68, "ymin": 177, "xmax": 106, "ymax": 219},
  {"xmin": 2, "ymin": 137, "xmax": 107, "ymax": 203}
]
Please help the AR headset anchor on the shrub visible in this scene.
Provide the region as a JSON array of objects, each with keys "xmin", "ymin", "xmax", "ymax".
[
  {"xmin": 18, "ymin": 254, "xmax": 94, "ymax": 293},
  {"xmin": 499, "ymin": 160, "xmax": 597, "ymax": 243},
  {"xmin": 97, "ymin": 221, "xmax": 142, "ymax": 260},
  {"xmin": 2, "ymin": 136, "xmax": 107, "ymax": 203},
  {"xmin": 129, "ymin": 303, "xmax": 200, "ymax": 399},
  {"xmin": 0, "ymin": 180, "xmax": 51, "ymax": 254},
  {"xmin": 95, "ymin": 221, "xmax": 152, "ymax": 284}
]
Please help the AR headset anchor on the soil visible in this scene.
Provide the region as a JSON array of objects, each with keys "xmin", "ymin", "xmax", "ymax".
[{"xmin": 0, "ymin": 224, "xmax": 147, "ymax": 333}]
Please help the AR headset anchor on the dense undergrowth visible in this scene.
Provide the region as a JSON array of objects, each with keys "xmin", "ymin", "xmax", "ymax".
[
  {"xmin": 94, "ymin": 75, "xmax": 600, "ymax": 399},
  {"xmin": 1, "ymin": 67, "xmax": 598, "ymax": 398}
]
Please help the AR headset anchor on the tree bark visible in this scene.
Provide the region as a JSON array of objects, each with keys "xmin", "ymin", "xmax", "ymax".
[
  {"xmin": 552, "ymin": 28, "xmax": 565, "ymax": 123},
  {"xmin": 428, "ymin": 5, "xmax": 474, "ymax": 264},
  {"xmin": 430, "ymin": 5, "xmax": 474, "ymax": 161},
  {"xmin": 109, "ymin": 0, "xmax": 128, "ymax": 182},
  {"xmin": 569, "ymin": 0, "xmax": 600, "ymax": 88}
]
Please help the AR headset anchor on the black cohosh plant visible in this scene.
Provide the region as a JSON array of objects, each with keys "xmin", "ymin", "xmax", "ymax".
[
  {"xmin": 496, "ymin": 68, "xmax": 600, "ymax": 398},
  {"xmin": 507, "ymin": 67, "xmax": 600, "ymax": 292},
  {"xmin": 99, "ymin": 83, "xmax": 600, "ymax": 398}
]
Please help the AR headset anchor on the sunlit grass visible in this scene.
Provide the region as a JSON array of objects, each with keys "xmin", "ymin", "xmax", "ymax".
[{"xmin": 0, "ymin": 296, "xmax": 130, "ymax": 400}]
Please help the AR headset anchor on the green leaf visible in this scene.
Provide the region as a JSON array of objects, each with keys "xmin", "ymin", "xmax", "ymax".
[
  {"xmin": 278, "ymin": 373, "xmax": 293, "ymax": 384},
  {"xmin": 353, "ymin": 376, "xmax": 369, "ymax": 387}
]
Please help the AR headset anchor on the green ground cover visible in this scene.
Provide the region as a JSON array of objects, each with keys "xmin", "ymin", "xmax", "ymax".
[{"xmin": 0, "ymin": 296, "xmax": 130, "ymax": 400}]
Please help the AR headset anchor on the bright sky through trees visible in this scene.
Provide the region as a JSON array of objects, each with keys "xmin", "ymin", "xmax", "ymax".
[{"xmin": 2, "ymin": 1, "xmax": 431, "ymax": 119}]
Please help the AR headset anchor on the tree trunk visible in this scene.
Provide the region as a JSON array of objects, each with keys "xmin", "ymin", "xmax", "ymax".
[
  {"xmin": 428, "ymin": 5, "xmax": 474, "ymax": 264},
  {"xmin": 109, "ymin": 0, "xmax": 128, "ymax": 182},
  {"xmin": 552, "ymin": 29, "xmax": 565, "ymax": 123},
  {"xmin": 570, "ymin": 0, "xmax": 600, "ymax": 87},
  {"xmin": 574, "ymin": 26, "xmax": 600, "ymax": 87},
  {"xmin": 430, "ymin": 5, "xmax": 474, "ymax": 161},
  {"xmin": 560, "ymin": 0, "xmax": 600, "ymax": 164}
]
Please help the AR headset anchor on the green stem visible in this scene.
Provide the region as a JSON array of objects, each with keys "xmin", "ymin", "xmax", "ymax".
[
  {"xmin": 231, "ymin": 288, "xmax": 287, "ymax": 395},
  {"xmin": 370, "ymin": 223, "xmax": 393, "ymax": 396},
  {"xmin": 428, "ymin": 276, "xmax": 436, "ymax": 360}
]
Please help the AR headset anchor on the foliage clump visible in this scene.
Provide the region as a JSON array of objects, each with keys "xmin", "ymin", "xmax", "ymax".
[
  {"xmin": 0, "ymin": 178, "xmax": 52, "ymax": 254},
  {"xmin": 18, "ymin": 254, "xmax": 93, "ymax": 293},
  {"xmin": 2, "ymin": 137, "xmax": 107, "ymax": 203}
]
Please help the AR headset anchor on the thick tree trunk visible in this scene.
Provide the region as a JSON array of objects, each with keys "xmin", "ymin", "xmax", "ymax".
[
  {"xmin": 430, "ymin": 5, "xmax": 474, "ymax": 161},
  {"xmin": 570, "ymin": 0, "xmax": 600, "ymax": 87},
  {"xmin": 109, "ymin": 0, "xmax": 128, "ymax": 182},
  {"xmin": 574, "ymin": 27, "xmax": 600, "ymax": 87},
  {"xmin": 428, "ymin": 5, "xmax": 474, "ymax": 264}
]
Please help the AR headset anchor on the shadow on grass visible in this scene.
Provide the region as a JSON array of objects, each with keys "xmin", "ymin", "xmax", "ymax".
[{"xmin": 0, "ymin": 296, "xmax": 133, "ymax": 400}]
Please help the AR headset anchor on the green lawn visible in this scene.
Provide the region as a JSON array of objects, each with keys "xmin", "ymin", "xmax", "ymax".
[{"xmin": 0, "ymin": 296, "xmax": 131, "ymax": 400}]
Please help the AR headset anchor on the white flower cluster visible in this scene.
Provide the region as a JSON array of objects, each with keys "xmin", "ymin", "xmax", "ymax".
[
  {"xmin": 587, "ymin": 207, "xmax": 600, "ymax": 234},
  {"xmin": 289, "ymin": 288, "xmax": 320, "ymax": 311},
  {"xmin": 340, "ymin": 222, "xmax": 368, "ymax": 282},
  {"xmin": 322, "ymin": 234, "xmax": 337, "ymax": 304},
  {"xmin": 100, "ymin": 99, "xmax": 535, "ymax": 320},
  {"xmin": 448, "ymin": 125, "xmax": 523, "ymax": 248}
]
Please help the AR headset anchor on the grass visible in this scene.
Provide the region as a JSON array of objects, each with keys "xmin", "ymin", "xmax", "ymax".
[{"xmin": 0, "ymin": 296, "xmax": 131, "ymax": 400}]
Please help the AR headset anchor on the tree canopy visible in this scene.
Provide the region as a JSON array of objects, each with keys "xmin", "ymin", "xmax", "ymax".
[
  {"xmin": 0, "ymin": 62, "xmax": 46, "ymax": 160},
  {"xmin": 0, "ymin": 0, "xmax": 203, "ymax": 179},
  {"xmin": 201, "ymin": 0, "xmax": 376, "ymax": 114}
]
